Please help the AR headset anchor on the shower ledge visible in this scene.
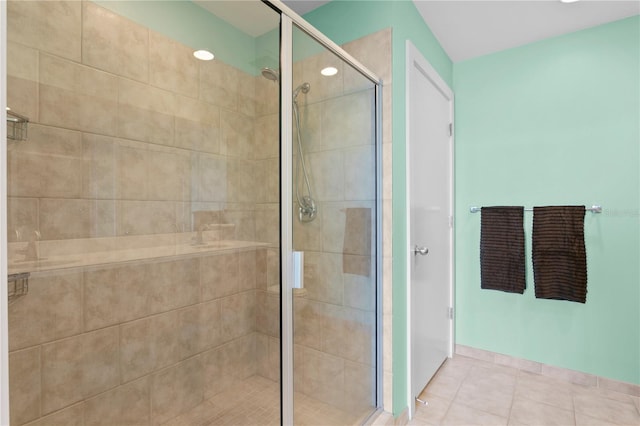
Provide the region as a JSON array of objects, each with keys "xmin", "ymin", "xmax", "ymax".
[{"xmin": 7, "ymin": 232, "xmax": 272, "ymax": 275}]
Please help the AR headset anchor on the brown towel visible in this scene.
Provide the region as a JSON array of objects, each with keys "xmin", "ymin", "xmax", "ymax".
[
  {"xmin": 480, "ymin": 206, "xmax": 526, "ymax": 294},
  {"xmin": 532, "ymin": 206, "xmax": 587, "ymax": 303}
]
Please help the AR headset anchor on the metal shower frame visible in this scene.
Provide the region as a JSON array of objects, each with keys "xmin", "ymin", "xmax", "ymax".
[{"xmin": 263, "ymin": 1, "xmax": 384, "ymax": 424}]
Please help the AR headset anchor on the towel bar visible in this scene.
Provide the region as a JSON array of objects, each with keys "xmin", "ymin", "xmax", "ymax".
[{"xmin": 469, "ymin": 205, "xmax": 602, "ymax": 214}]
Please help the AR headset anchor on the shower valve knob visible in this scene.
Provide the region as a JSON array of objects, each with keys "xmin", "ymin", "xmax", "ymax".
[{"xmin": 414, "ymin": 245, "xmax": 429, "ymax": 256}]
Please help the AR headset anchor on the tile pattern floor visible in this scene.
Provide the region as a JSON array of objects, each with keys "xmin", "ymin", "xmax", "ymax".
[
  {"xmin": 410, "ymin": 355, "xmax": 640, "ymax": 426},
  {"xmin": 163, "ymin": 375, "xmax": 365, "ymax": 426}
]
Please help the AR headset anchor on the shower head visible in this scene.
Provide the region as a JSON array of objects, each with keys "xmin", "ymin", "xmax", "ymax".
[
  {"xmin": 293, "ymin": 82, "xmax": 311, "ymax": 100},
  {"xmin": 261, "ymin": 67, "xmax": 279, "ymax": 82}
]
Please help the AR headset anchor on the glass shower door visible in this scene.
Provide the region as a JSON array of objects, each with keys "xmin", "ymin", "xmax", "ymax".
[{"xmin": 290, "ymin": 24, "xmax": 379, "ymax": 425}]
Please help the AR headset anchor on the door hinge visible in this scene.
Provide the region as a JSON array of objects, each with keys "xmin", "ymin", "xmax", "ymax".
[
  {"xmin": 448, "ymin": 307, "xmax": 454, "ymax": 320},
  {"xmin": 448, "ymin": 123, "xmax": 453, "ymax": 136}
]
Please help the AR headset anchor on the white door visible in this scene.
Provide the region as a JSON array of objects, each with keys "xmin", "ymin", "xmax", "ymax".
[{"xmin": 406, "ymin": 41, "xmax": 454, "ymax": 418}]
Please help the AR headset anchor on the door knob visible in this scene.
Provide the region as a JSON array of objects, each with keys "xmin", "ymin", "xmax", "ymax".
[{"xmin": 414, "ymin": 245, "xmax": 429, "ymax": 256}]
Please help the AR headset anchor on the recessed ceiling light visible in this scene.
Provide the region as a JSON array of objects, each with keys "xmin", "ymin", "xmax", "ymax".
[
  {"xmin": 560, "ymin": 0, "xmax": 580, "ymax": 3},
  {"xmin": 193, "ymin": 49, "xmax": 214, "ymax": 61},
  {"xmin": 321, "ymin": 66, "xmax": 338, "ymax": 76}
]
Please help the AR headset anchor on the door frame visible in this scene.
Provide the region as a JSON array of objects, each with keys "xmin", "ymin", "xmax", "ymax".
[{"xmin": 405, "ymin": 40, "xmax": 455, "ymax": 419}]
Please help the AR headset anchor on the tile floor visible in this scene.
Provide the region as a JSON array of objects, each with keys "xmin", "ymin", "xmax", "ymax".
[
  {"xmin": 410, "ymin": 355, "xmax": 640, "ymax": 426},
  {"xmin": 163, "ymin": 375, "xmax": 368, "ymax": 426}
]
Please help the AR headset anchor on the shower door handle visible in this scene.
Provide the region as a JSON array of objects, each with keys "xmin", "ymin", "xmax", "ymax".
[{"xmin": 414, "ymin": 245, "xmax": 429, "ymax": 256}]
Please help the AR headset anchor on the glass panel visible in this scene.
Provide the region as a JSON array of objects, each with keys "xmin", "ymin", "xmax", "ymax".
[
  {"xmin": 292, "ymin": 24, "xmax": 378, "ymax": 424},
  {"xmin": 5, "ymin": 1, "xmax": 280, "ymax": 424}
]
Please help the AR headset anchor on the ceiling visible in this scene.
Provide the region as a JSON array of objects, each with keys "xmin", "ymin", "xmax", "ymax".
[
  {"xmin": 197, "ymin": 1, "xmax": 639, "ymax": 62},
  {"xmin": 413, "ymin": 1, "xmax": 640, "ymax": 62}
]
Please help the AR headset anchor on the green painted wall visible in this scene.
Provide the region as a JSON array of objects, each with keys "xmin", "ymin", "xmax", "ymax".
[
  {"xmin": 94, "ymin": 0, "xmax": 272, "ymax": 75},
  {"xmin": 304, "ymin": 1, "xmax": 453, "ymax": 416},
  {"xmin": 453, "ymin": 16, "xmax": 640, "ymax": 385}
]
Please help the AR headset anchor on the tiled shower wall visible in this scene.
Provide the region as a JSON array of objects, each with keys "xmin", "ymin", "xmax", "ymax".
[
  {"xmin": 6, "ymin": 0, "xmax": 390, "ymax": 424},
  {"xmin": 7, "ymin": 1, "xmax": 279, "ymax": 425},
  {"xmin": 7, "ymin": 0, "xmax": 279, "ymax": 243}
]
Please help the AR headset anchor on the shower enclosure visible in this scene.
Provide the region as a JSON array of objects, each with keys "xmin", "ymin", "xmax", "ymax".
[{"xmin": 1, "ymin": 1, "xmax": 381, "ymax": 425}]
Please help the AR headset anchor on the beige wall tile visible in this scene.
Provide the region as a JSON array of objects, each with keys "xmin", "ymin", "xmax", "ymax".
[
  {"xmin": 118, "ymin": 201, "xmax": 177, "ymax": 236},
  {"xmin": 178, "ymin": 300, "xmax": 222, "ymax": 358},
  {"xmin": 382, "ymin": 141, "xmax": 393, "ymax": 199},
  {"xmin": 345, "ymin": 145, "xmax": 376, "ymax": 201},
  {"xmin": 322, "ymin": 304, "xmax": 374, "ymax": 366},
  {"xmin": 120, "ymin": 311, "xmax": 180, "ymax": 383},
  {"xmin": 200, "ymin": 60, "xmax": 239, "ymax": 111},
  {"xmin": 238, "ymin": 250, "xmax": 257, "ymax": 291},
  {"xmin": 8, "ymin": 148, "xmax": 82, "ymax": 199},
  {"xmin": 201, "ymin": 252, "xmax": 239, "ymax": 301},
  {"xmin": 9, "ymin": 347, "xmax": 41, "ymax": 425},
  {"xmin": 8, "ymin": 0, "xmax": 81, "ymax": 61},
  {"xmin": 7, "ymin": 197, "xmax": 38, "ymax": 243},
  {"xmin": 344, "ymin": 273, "xmax": 375, "ymax": 311},
  {"xmin": 39, "ymin": 198, "xmax": 90, "ymax": 240},
  {"xmin": 254, "ymin": 204, "xmax": 279, "ymax": 245},
  {"xmin": 256, "ymin": 290, "xmax": 279, "ymax": 338},
  {"xmin": 149, "ymin": 258, "xmax": 200, "ymax": 313},
  {"xmin": 149, "ymin": 30, "xmax": 198, "ymax": 98},
  {"xmin": 42, "ymin": 327, "xmax": 119, "ymax": 414},
  {"xmin": 9, "ymin": 270, "xmax": 83, "ymax": 351},
  {"xmin": 220, "ymin": 291, "xmax": 256, "ymax": 342},
  {"xmin": 82, "ymin": 327, "xmax": 121, "ymax": 399},
  {"xmin": 201, "ymin": 334, "xmax": 257, "ymax": 399},
  {"xmin": 174, "ymin": 95, "xmax": 221, "ymax": 154},
  {"xmin": 304, "ymin": 251, "xmax": 343, "ymax": 305},
  {"xmin": 308, "ymin": 150, "xmax": 344, "ymax": 202},
  {"xmin": 117, "ymin": 104, "xmax": 175, "ymax": 147},
  {"xmin": 256, "ymin": 248, "xmax": 268, "ymax": 290},
  {"xmin": 7, "ymin": 40, "xmax": 38, "ymax": 84},
  {"xmin": 82, "ymin": 2, "xmax": 148, "ymax": 82},
  {"xmin": 223, "ymin": 208, "xmax": 255, "ymax": 241},
  {"xmin": 254, "ymin": 114, "xmax": 279, "ymax": 160},
  {"xmin": 237, "ymin": 70, "xmax": 257, "ymax": 118},
  {"xmin": 118, "ymin": 77, "xmax": 174, "ymax": 116},
  {"xmin": 343, "ymin": 28, "xmax": 392, "ymax": 85},
  {"xmin": 84, "ymin": 263, "xmax": 153, "ymax": 331},
  {"xmin": 302, "ymin": 347, "xmax": 345, "ymax": 408},
  {"xmin": 7, "ymin": 42, "xmax": 39, "ymax": 121},
  {"xmin": 323, "ymin": 90, "xmax": 375, "ymax": 150},
  {"xmin": 197, "ymin": 154, "xmax": 227, "ymax": 203},
  {"xmin": 116, "ymin": 142, "xmax": 148, "ymax": 200},
  {"xmin": 255, "ymin": 74, "xmax": 279, "ymax": 116},
  {"xmin": 293, "ymin": 298, "xmax": 323, "ymax": 350},
  {"xmin": 343, "ymin": 360, "xmax": 375, "ymax": 413},
  {"xmin": 256, "ymin": 334, "xmax": 280, "ymax": 383},
  {"xmin": 25, "ymin": 403, "xmax": 84, "ymax": 426},
  {"xmin": 39, "ymin": 54, "xmax": 118, "ymax": 135},
  {"xmin": 298, "ymin": 102, "xmax": 323, "ymax": 153},
  {"xmin": 227, "ymin": 159, "xmax": 256, "ymax": 203},
  {"xmin": 8, "ymin": 74, "xmax": 38, "ymax": 126},
  {"xmin": 151, "ymin": 357, "xmax": 204, "ymax": 425},
  {"xmin": 147, "ymin": 148, "xmax": 191, "ymax": 201},
  {"xmin": 82, "ymin": 133, "xmax": 117, "ymax": 200},
  {"xmin": 266, "ymin": 248, "xmax": 280, "ymax": 289},
  {"xmin": 221, "ymin": 109, "xmax": 254, "ymax": 159},
  {"xmin": 84, "ymin": 377, "xmax": 150, "ymax": 426},
  {"xmin": 22, "ymin": 123, "xmax": 83, "ymax": 158},
  {"xmin": 8, "ymin": 124, "xmax": 83, "ymax": 199},
  {"xmin": 383, "ymin": 84, "xmax": 392, "ymax": 143}
]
